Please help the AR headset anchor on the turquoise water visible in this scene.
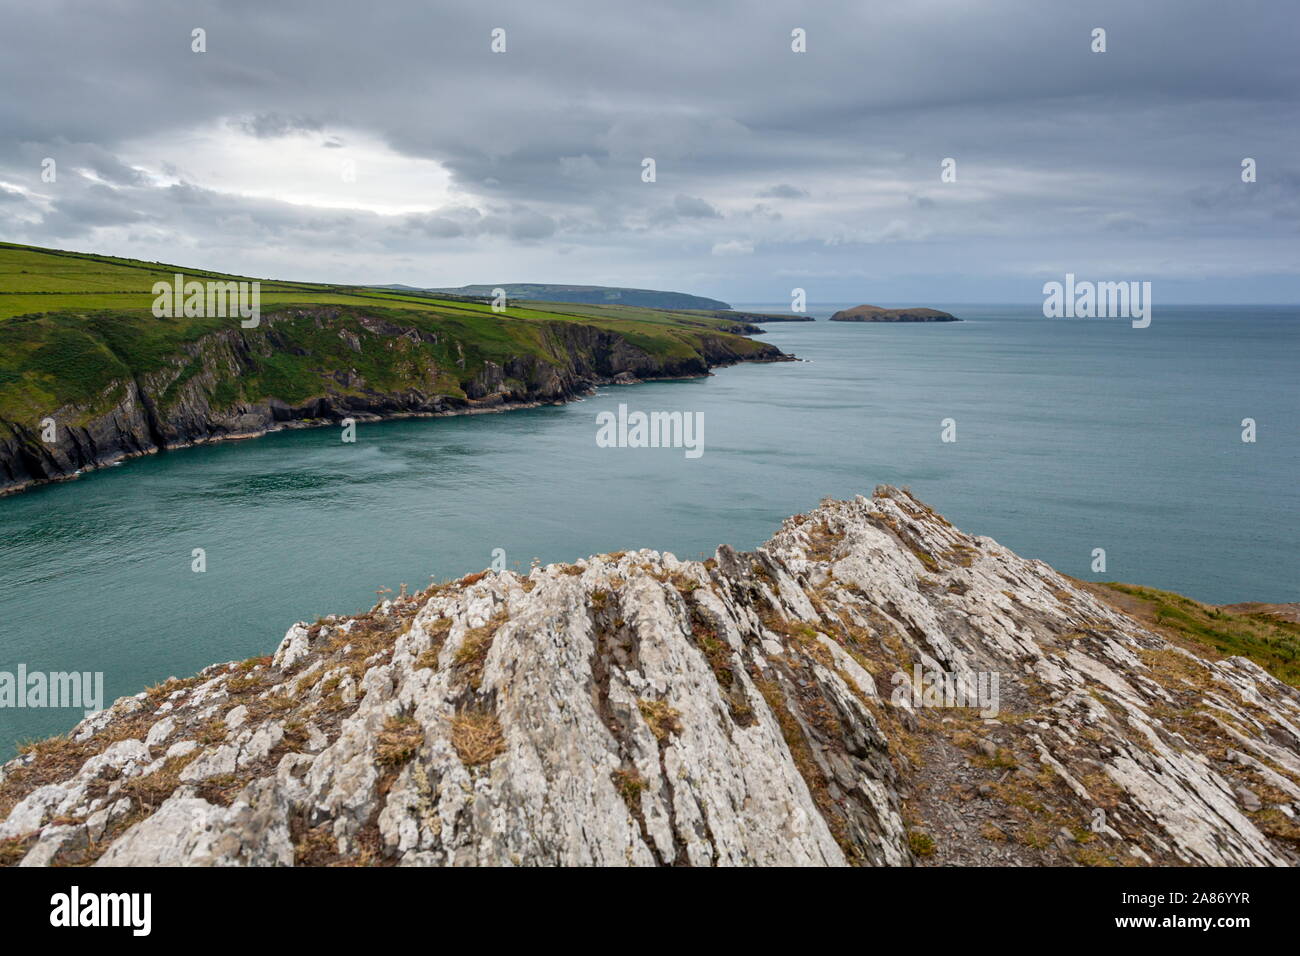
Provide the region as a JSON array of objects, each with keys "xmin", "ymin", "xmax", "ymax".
[{"xmin": 1, "ymin": 304, "xmax": 1296, "ymax": 751}]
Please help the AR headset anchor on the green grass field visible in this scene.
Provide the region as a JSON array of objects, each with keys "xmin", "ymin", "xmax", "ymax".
[
  {"xmin": 0, "ymin": 241, "xmax": 771, "ymax": 430},
  {"xmin": 0, "ymin": 242, "xmax": 745, "ymax": 329}
]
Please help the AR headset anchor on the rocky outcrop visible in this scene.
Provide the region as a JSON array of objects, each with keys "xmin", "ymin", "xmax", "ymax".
[
  {"xmin": 0, "ymin": 307, "xmax": 788, "ymax": 496},
  {"xmin": 830, "ymin": 305, "xmax": 959, "ymax": 322},
  {"xmin": 710, "ymin": 310, "xmax": 816, "ymax": 324},
  {"xmin": 3, "ymin": 487, "xmax": 1297, "ymax": 867}
]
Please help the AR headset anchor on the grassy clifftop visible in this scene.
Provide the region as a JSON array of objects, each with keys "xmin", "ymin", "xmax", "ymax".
[
  {"xmin": 1083, "ymin": 581, "xmax": 1300, "ymax": 686},
  {"xmin": 0, "ymin": 242, "xmax": 785, "ymax": 492}
]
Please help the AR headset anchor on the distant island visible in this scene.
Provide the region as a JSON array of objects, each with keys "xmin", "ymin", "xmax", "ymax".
[
  {"xmin": 389, "ymin": 283, "xmax": 731, "ymax": 312},
  {"xmin": 829, "ymin": 304, "xmax": 960, "ymax": 322}
]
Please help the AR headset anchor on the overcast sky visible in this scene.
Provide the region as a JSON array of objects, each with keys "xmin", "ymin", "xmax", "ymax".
[{"xmin": 2, "ymin": 0, "xmax": 1297, "ymax": 304}]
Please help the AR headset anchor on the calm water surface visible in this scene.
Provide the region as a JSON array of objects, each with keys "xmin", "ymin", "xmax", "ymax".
[{"xmin": 1, "ymin": 304, "xmax": 1296, "ymax": 750}]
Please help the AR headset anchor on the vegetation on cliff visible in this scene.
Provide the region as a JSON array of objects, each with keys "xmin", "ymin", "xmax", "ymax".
[
  {"xmin": 1084, "ymin": 582, "xmax": 1300, "ymax": 686},
  {"xmin": 0, "ymin": 242, "xmax": 786, "ymax": 493}
]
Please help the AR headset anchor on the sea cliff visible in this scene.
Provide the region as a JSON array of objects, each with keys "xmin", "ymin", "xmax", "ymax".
[
  {"xmin": 3, "ymin": 487, "xmax": 1296, "ymax": 867},
  {"xmin": 0, "ymin": 305, "xmax": 787, "ymax": 496}
]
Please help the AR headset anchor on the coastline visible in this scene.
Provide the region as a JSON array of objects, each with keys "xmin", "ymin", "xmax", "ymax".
[{"xmin": 0, "ymin": 351, "xmax": 794, "ymax": 498}]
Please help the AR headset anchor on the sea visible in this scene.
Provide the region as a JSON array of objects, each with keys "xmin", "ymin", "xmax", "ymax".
[{"xmin": 1, "ymin": 303, "xmax": 1296, "ymax": 751}]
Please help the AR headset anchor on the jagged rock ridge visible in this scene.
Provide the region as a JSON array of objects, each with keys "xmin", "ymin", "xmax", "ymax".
[{"xmin": 2, "ymin": 487, "xmax": 1297, "ymax": 866}]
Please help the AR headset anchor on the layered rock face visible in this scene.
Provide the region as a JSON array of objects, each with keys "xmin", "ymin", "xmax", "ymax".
[
  {"xmin": 2, "ymin": 487, "xmax": 1297, "ymax": 867},
  {"xmin": 0, "ymin": 307, "xmax": 787, "ymax": 496}
]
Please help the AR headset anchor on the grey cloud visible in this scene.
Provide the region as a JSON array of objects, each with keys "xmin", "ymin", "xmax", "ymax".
[
  {"xmin": 165, "ymin": 183, "xmax": 214, "ymax": 205},
  {"xmin": 672, "ymin": 194, "xmax": 722, "ymax": 219},
  {"xmin": 405, "ymin": 205, "xmax": 554, "ymax": 241},
  {"xmin": 506, "ymin": 209, "xmax": 557, "ymax": 241},
  {"xmin": 759, "ymin": 184, "xmax": 808, "ymax": 199},
  {"xmin": 27, "ymin": 191, "xmax": 148, "ymax": 240},
  {"xmin": 0, "ymin": 0, "xmax": 1295, "ymax": 301},
  {"xmin": 1101, "ymin": 213, "xmax": 1148, "ymax": 233},
  {"xmin": 410, "ymin": 215, "xmax": 467, "ymax": 239},
  {"xmin": 233, "ymin": 113, "xmax": 325, "ymax": 138},
  {"xmin": 82, "ymin": 155, "xmax": 149, "ymax": 187}
]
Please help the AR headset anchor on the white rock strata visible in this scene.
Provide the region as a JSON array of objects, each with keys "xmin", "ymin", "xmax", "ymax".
[{"xmin": 2, "ymin": 487, "xmax": 1297, "ymax": 867}]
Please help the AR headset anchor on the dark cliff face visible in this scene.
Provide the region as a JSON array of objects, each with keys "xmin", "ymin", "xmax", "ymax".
[{"xmin": 0, "ymin": 308, "xmax": 787, "ymax": 496}]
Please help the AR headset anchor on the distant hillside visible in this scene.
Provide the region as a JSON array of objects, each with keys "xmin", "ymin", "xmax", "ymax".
[
  {"xmin": 394, "ymin": 283, "xmax": 731, "ymax": 311},
  {"xmin": 706, "ymin": 309, "xmax": 815, "ymax": 323}
]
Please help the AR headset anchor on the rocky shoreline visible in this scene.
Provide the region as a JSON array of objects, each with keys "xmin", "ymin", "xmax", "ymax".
[
  {"xmin": 0, "ymin": 308, "xmax": 790, "ymax": 497},
  {"xmin": 3, "ymin": 486, "xmax": 1296, "ymax": 867}
]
